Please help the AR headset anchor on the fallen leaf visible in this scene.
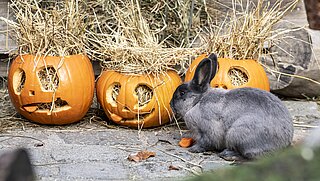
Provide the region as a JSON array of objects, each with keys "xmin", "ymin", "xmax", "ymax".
[
  {"xmin": 128, "ymin": 155, "xmax": 140, "ymax": 162},
  {"xmin": 168, "ymin": 165, "xmax": 179, "ymax": 171},
  {"xmin": 128, "ymin": 150, "xmax": 156, "ymax": 162}
]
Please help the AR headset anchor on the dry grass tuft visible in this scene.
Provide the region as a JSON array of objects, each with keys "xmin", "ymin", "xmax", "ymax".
[
  {"xmin": 87, "ymin": 0, "xmax": 219, "ymax": 48},
  {"xmin": 1, "ymin": 0, "xmax": 88, "ymax": 57},
  {"xmin": 201, "ymin": 0, "xmax": 299, "ymax": 60},
  {"xmin": 86, "ymin": 0, "xmax": 203, "ymax": 75}
]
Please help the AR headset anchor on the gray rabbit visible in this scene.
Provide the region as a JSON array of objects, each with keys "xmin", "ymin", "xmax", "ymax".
[{"xmin": 170, "ymin": 53, "xmax": 294, "ymax": 161}]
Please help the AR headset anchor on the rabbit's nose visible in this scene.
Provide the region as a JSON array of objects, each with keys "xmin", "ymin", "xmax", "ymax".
[{"xmin": 213, "ymin": 84, "xmax": 228, "ymax": 89}]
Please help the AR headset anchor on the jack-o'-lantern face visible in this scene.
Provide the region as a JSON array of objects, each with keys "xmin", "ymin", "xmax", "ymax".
[
  {"xmin": 12, "ymin": 65, "xmax": 68, "ymax": 113},
  {"xmin": 8, "ymin": 54, "xmax": 95, "ymax": 125},
  {"xmin": 96, "ymin": 70, "xmax": 182, "ymax": 128},
  {"xmin": 185, "ymin": 53, "xmax": 270, "ymax": 91}
]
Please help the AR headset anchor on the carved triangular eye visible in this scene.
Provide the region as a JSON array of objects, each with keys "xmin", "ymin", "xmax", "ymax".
[
  {"xmin": 134, "ymin": 84, "xmax": 153, "ymax": 108},
  {"xmin": 228, "ymin": 67, "xmax": 249, "ymax": 86},
  {"xmin": 12, "ymin": 68, "xmax": 26, "ymax": 94},
  {"xmin": 38, "ymin": 66, "xmax": 59, "ymax": 91}
]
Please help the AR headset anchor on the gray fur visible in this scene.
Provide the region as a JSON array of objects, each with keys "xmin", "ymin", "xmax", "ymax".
[{"xmin": 170, "ymin": 54, "xmax": 294, "ymax": 160}]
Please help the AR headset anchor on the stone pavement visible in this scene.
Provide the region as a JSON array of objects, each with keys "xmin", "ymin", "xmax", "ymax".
[{"xmin": 0, "ymin": 100, "xmax": 319, "ymax": 181}]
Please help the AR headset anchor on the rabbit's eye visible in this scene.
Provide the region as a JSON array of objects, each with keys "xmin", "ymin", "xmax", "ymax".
[{"xmin": 180, "ymin": 91, "xmax": 185, "ymax": 96}]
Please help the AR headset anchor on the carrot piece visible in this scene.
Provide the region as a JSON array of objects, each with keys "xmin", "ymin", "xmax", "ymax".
[{"xmin": 179, "ymin": 137, "xmax": 194, "ymax": 148}]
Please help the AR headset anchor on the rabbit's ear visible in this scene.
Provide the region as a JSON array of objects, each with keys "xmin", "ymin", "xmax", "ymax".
[
  {"xmin": 190, "ymin": 58, "xmax": 213, "ymax": 93},
  {"xmin": 208, "ymin": 53, "xmax": 218, "ymax": 81}
]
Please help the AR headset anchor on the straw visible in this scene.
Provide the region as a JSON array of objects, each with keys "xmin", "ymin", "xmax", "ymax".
[
  {"xmin": 85, "ymin": 0, "xmax": 203, "ymax": 75},
  {"xmin": 1, "ymin": 0, "xmax": 88, "ymax": 57},
  {"xmin": 87, "ymin": 0, "xmax": 221, "ymax": 48},
  {"xmin": 201, "ymin": 0, "xmax": 299, "ymax": 60}
]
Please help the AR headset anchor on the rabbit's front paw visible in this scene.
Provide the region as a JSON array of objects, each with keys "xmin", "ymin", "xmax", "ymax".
[
  {"xmin": 218, "ymin": 149, "xmax": 244, "ymax": 161},
  {"xmin": 188, "ymin": 144, "xmax": 206, "ymax": 153}
]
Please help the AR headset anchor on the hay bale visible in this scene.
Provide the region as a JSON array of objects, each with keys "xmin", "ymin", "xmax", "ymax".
[
  {"xmin": 85, "ymin": 0, "xmax": 202, "ymax": 75},
  {"xmin": 1, "ymin": 0, "xmax": 88, "ymax": 56},
  {"xmin": 86, "ymin": 0, "xmax": 220, "ymax": 48}
]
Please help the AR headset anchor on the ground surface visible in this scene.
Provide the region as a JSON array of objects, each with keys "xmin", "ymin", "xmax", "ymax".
[{"xmin": 0, "ymin": 90, "xmax": 319, "ymax": 181}]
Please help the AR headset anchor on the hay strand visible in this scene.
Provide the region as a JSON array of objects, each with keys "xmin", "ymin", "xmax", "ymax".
[
  {"xmin": 86, "ymin": 0, "xmax": 219, "ymax": 48},
  {"xmin": 1, "ymin": 0, "xmax": 88, "ymax": 57},
  {"xmin": 201, "ymin": 0, "xmax": 299, "ymax": 60},
  {"xmin": 86, "ymin": 0, "xmax": 203, "ymax": 75}
]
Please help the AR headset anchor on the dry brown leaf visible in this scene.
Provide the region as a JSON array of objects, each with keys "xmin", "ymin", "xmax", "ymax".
[
  {"xmin": 168, "ymin": 165, "xmax": 180, "ymax": 171},
  {"xmin": 128, "ymin": 150, "xmax": 156, "ymax": 162}
]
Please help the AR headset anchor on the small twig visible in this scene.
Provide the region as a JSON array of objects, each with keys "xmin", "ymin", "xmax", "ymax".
[
  {"xmin": 0, "ymin": 135, "xmax": 45, "ymax": 144},
  {"xmin": 262, "ymin": 64, "xmax": 320, "ymax": 86},
  {"xmin": 293, "ymin": 124, "xmax": 319, "ymax": 128},
  {"xmin": 155, "ymin": 148, "xmax": 203, "ymax": 169},
  {"xmin": 187, "ymin": 0, "xmax": 195, "ymax": 45},
  {"xmin": 33, "ymin": 159, "xmax": 102, "ymax": 167},
  {"xmin": 177, "ymin": 164, "xmax": 201, "ymax": 176},
  {"xmin": 148, "ymin": 138, "xmax": 173, "ymax": 148},
  {"xmin": 110, "ymin": 145, "xmax": 143, "ymax": 152},
  {"xmin": 33, "ymin": 161, "xmax": 71, "ymax": 167}
]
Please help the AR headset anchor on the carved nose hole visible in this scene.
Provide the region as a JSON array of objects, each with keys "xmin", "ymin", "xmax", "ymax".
[
  {"xmin": 213, "ymin": 84, "xmax": 219, "ymax": 88},
  {"xmin": 222, "ymin": 85, "xmax": 227, "ymax": 89},
  {"xmin": 122, "ymin": 106, "xmax": 130, "ymax": 112},
  {"xmin": 29, "ymin": 90, "xmax": 35, "ymax": 96}
]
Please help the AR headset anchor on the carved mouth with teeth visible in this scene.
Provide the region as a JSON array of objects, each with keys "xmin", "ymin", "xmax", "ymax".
[
  {"xmin": 22, "ymin": 98, "xmax": 71, "ymax": 114},
  {"xmin": 108, "ymin": 108, "xmax": 155, "ymax": 124},
  {"xmin": 106, "ymin": 83, "xmax": 155, "ymax": 124}
]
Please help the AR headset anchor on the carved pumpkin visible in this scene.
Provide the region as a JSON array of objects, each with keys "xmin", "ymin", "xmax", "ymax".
[
  {"xmin": 185, "ymin": 53, "xmax": 270, "ymax": 91},
  {"xmin": 7, "ymin": 54, "xmax": 95, "ymax": 125},
  {"xmin": 96, "ymin": 70, "xmax": 182, "ymax": 128}
]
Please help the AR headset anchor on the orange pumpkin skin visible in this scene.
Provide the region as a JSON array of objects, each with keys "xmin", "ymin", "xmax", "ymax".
[
  {"xmin": 7, "ymin": 54, "xmax": 95, "ymax": 125},
  {"xmin": 96, "ymin": 70, "xmax": 182, "ymax": 128},
  {"xmin": 185, "ymin": 53, "xmax": 270, "ymax": 91}
]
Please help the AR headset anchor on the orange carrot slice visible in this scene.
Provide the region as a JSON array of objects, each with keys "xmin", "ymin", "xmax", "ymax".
[{"xmin": 179, "ymin": 137, "xmax": 194, "ymax": 148}]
